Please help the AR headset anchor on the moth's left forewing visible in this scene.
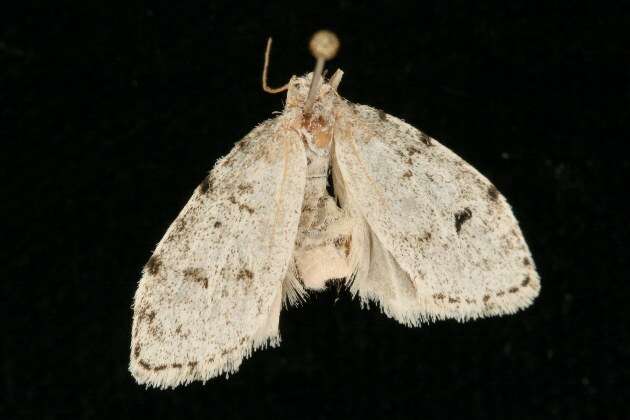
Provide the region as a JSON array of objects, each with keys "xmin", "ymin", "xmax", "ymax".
[
  {"xmin": 130, "ymin": 117, "xmax": 306, "ymax": 387},
  {"xmin": 333, "ymin": 102, "xmax": 540, "ymax": 324}
]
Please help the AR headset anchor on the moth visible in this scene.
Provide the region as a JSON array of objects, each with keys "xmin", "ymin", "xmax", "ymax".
[{"xmin": 130, "ymin": 31, "xmax": 540, "ymax": 388}]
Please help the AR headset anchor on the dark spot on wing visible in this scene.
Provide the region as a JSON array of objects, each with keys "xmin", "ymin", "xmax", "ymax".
[
  {"xmin": 306, "ymin": 156, "xmax": 312, "ymax": 165},
  {"xmin": 175, "ymin": 218, "xmax": 187, "ymax": 233},
  {"xmin": 148, "ymin": 324, "xmax": 162, "ymax": 339},
  {"xmin": 237, "ymin": 269, "xmax": 254, "ymax": 281},
  {"xmin": 522, "ymin": 275, "xmax": 531, "ymax": 287},
  {"xmin": 236, "ymin": 137, "xmax": 252, "ymax": 151},
  {"xmin": 433, "ymin": 293, "xmax": 445, "ymax": 300},
  {"xmin": 407, "ymin": 146, "xmax": 422, "ymax": 156},
  {"xmin": 523, "ymin": 257, "xmax": 531, "ymax": 267},
  {"xmin": 153, "ymin": 364, "xmax": 167, "ymax": 372},
  {"xmin": 171, "ymin": 363, "xmax": 182, "ymax": 369},
  {"xmin": 448, "ymin": 297, "xmax": 460, "ymax": 303},
  {"xmin": 483, "ymin": 295, "xmax": 491, "ymax": 303},
  {"xmin": 465, "ymin": 298, "xmax": 476, "ymax": 304},
  {"xmin": 184, "ymin": 268, "xmax": 208, "ymax": 289},
  {"xmin": 402, "ymin": 169, "xmax": 413, "ymax": 179},
  {"xmin": 419, "ymin": 133, "xmax": 432, "ymax": 146},
  {"xmin": 488, "ymin": 185, "xmax": 499, "ymax": 201},
  {"xmin": 377, "ymin": 109, "xmax": 387, "ymax": 121},
  {"xmin": 214, "ymin": 221, "xmax": 222, "ymax": 228},
  {"xmin": 199, "ymin": 175, "xmax": 213, "ymax": 194},
  {"xmin": 133, "ymin": 344, "xmax": 141, "ymax": 358},
  {"xmin": 508, "ymin": 287, "xmax": 519, "ymax": 293},
  {"xmin": 419, "ymin": 231, "xmax": 432, "ymax": 243},
  {"xmin": 188, "ymin": 361, "xmax": 198, "ymax": 369},
  {"xmin": 238, "ymin": 183, "xmax": 254, "ymax": 194},
  {"xmin": 454, "ymin": 208, "xmax": 473, "ymax": 234},
  {"xmin": 137, "ymin": 304, "xmax": 156, "ymax": 325},
  {"xmin": 334, "ymin": 235, "xmax": 352, "ymax": 257},
  {"xmin": 222, "ymin": 153, "xmax": 237, "ymax": 167},
  {"xmin": 229, "ymin": 195, "xmax": 255, "ymax": 214},
  {"xmin": 496, "ymin": 291, "xmax": 506, "ymax": 297},
  {"xmin": 146, "ymin": 255, "xmax": 162, "ymax": 276},
  {"xmin": 138, "ymin": 359, "xmax": 152, "ymax": 370},
  {"xmin": 239, "ymin": 203, "xmax": 255, "ymax": 214}
]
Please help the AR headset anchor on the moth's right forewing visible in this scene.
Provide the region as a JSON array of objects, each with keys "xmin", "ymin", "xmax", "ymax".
[
  {"xmin": 130, "ymin": 117, "xmax": 306, "ymax": 388},
  {"xmin": 333, "ymin": 103, "xmax": 540, "ymax": 324}
]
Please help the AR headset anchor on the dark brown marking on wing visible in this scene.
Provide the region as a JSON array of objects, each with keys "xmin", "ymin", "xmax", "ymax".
[
  {"xmin": 137, "ymin": 304, "xmax": 156, "ymax": 325},
  {"xmin": 454, "ymin": 208, "xmax": 473, "ymax": 234},
  {"xmin": 238, "ymin": 183, "xmax": 254, "ymax": 194},
  {"xmin": 239, "ymin": 203, "xmax": 255, "ymax": 214},
  {"xmin": 407, "ymin": 146, "xmax": 422, "ymax": 156},
  {"xmin": 145, "ymin": 255, "xmax": 162, "ymax": 276},
  {"xmin": 229, "ymin": 195, "xmax": 255, "ymax": 214},
  {"xmin": 334, "ymin": 235, "xmax": 352, "ymax": 257},
  {"xmin": 236, "ymin": 137, "xmax": 252, "ymax": 151},
  {"xmin": 419, "ymin": 231, "xmax": 432, "ymax": 243},
  {"xmin": 419, "ymin": 133, "xmax": 432, "ymax": 146},
  {"xmin": 184, "ymin": 268, "xmax": 209, "ymax": 289},
  {"xmin": 199, "ymin": 175, "xmax": 214, "ymax": 194},
  {"xmin": 237, "ymin": 269, "xmax": 254, "ymax": 281},
  {"xmin": 138, "ymin": 359, "xmax": 152, "ymax": 370},
  {"xmin": 488, "ymin": 185, "xmax": 499, "ymax": 201}
]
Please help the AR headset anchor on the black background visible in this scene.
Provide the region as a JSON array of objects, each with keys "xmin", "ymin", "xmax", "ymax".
[{"xmin": 3, "ymin": 1, "xmax": 629, "ymax": 419}]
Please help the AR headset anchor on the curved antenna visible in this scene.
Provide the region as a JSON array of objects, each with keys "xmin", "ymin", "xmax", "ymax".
[
  {"xmin": 303, "ymin": 30, "xmax": 340, "ymax": 114},
  {"xmin": 262, "ymin": 38, "xmax": 289, "ymax": 94}
]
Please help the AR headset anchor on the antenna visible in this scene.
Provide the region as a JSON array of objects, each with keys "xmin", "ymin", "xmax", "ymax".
[{"xmin": 262, "ymin": 37, "xmax": 289, "ymax": 94}]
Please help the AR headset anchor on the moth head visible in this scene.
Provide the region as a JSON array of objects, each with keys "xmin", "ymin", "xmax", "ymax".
[{"xmin": 285, "ymin": 71, "xmax": 343, "ymax": 114}]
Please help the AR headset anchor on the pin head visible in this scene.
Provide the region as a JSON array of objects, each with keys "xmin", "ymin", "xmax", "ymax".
[{"xmin": 309, "ymin": 30, "xmax": 340, "ymax": 60}]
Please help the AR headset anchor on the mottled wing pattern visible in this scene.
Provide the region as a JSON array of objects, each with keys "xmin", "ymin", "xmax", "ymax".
[
  {"xmin": 333, "ymin": 103, "xmax": 540, "ymax": 325},
  {"xmin": 130, "ymin": 117, "xmax": 306, "ymax": 388}
]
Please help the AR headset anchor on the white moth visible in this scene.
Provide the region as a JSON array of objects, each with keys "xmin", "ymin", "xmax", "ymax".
[{"xmin": 130, "ymin": 31, "xmax": 540, "ymax": 388}]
